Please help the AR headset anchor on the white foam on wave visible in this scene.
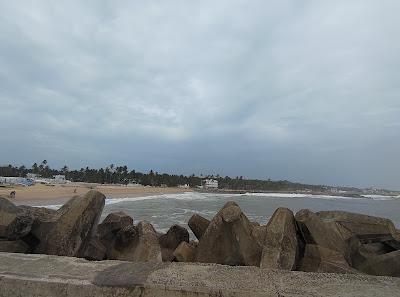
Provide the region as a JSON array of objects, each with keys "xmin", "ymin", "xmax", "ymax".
[
  {"xmin": 243, "ymin": 192, "xmax": 400, "ymax": 201},
  {"xmin": 104, "ymin": 191, "xmax": 217, "ymax": 206},
  {"xmin": 37, "ymin": 192, "xmax": 213, "ymax": 209},
  {"xmin": 362, "ymin": 195, "xmax": 398, "ymax": 201},
  {"xmin": 42, "ymin": 204, "xmax": 63, "ymax": 210},
  {"xmin": 243, "ymin": 192, "xmax": 309, "ymax": 198},
  {"xmin": 37, "ymin": 190, "xmax": 398, "ymax": 209}
]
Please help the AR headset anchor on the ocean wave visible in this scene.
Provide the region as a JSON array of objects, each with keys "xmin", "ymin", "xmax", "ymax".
[
  {"xmin": 38, "ymin": 191, "xmax": 398, "ymax": 209},
  {"xmin": 361, "ymin": 195, "xmax": 398, "ymax": 201},
  {"xmin": 104, "ymin": 191, "xmax": 238, "ymax": 206},
  {"xmin": 42, "ymin": 204, "xmax": 63, "ymax": 210},
  {"xmin": 244, "ymin": 192, "xmax": 400, "ymax": 201},
  {"xmin": 243, "ymin": 192, "xmax": 309, "ymax": 198}
]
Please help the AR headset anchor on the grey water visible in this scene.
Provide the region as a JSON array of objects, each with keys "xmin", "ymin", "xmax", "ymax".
[{"xmin": 101, "ymin": 192, "xmax": 400, "ymax": 235}]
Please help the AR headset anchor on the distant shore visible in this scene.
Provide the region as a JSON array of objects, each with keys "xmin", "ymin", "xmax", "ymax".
[
  {"xmin": 196, "ymin": 188, "xmax": 367, "ymax": 198},
  {"xmin": 0, "ymin": 183, "xmax": 191, "ymax": 206}
]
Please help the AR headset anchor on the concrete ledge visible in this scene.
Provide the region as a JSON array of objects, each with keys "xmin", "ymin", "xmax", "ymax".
[{"xmin": 0, "ymin": 253, "xmax": 399, "ymax": 297}]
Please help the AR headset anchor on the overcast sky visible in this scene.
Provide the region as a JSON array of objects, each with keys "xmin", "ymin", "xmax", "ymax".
[{"xmin": 0, "ymin": 1, "xmax": 399, "ymax": 189}]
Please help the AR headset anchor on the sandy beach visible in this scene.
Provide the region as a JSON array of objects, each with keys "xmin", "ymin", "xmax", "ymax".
[{"xmin": 0, "ymin": 183, "xmax": 191, "ymax": 206}]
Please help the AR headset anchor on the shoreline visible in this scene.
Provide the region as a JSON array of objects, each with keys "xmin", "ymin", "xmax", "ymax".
[
  {"xmin": 1, "ymin": 183, "xmax": 398, "ymax": 207},
  {"xmin": 0, "ymin": 183, "xmax": 191, "ymax": 206}
]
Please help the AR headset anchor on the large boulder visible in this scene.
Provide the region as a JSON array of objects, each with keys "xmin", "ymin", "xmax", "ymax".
[
  {"xmin": 33, "ymin": 190, "xmax": 105, "ymax": 257},
  {"xmin": 188, "ymin": 214, "xmax": 210, "ymax": 240},
  {"xmin": 159, "ymin": 224, "xmax": 189, "ymax": 261},
  {"xmin": 17, "ymin": 205, "xmax": 56, "ymax": 220},
  {"xmin": 6, "ymin": 214, "xmax": 34, "ymax": 240},
  {"xmin": 0, "ymin": 239, "xmax": 29, "ymax": 253},
  {"xmin": 108, "ymin": 221, "xmax": 162, "ymax": 262},
  {"xmin": 0, "ymin": 197, "xmax": 18, "ymax": 238},
  {"xmin": 14, "ymin": 206, "xmax": 57, "ymax": 247},
  {"xmin": 173, "ymin": 241, "xmax": 196, "ymax": 262},
  {"xmin": 81, "ymin": 238, "xmax": 106, "ymax": 261},
  {"xmin": 316, "ymin": 211, "xmax": 398, "ymax": 242},
  {"xmin": 195, "ymin": 201, "xmax": 262, "ymax": 266},
  {"xmin": 97, "ymin": 211, "xmax": 134, "ymax": 256},
  {"xmin": 295, "ymin": 209, "xmax": 350, "ymax": 261},
  {"xmin": 356, "ymin": 250, "xmax": 400, "ymax": 277},
  {"xmin": 97, "ymin": 212, "xmax": 133, "ymax": 238},
  {"xmin": 251, "ymin": 224, "xmax": 267, "ymax": 247},
  {"xmin": 159, "ymin": 225, "xmax": 189, "ymax": 250},
  {"xmin": 349, "ymin": 235, "xmax": 400, "ymax": 274},
  {"xmin": 299, "ymin": 244, "xmax": 357, "ymax": 274},
  {"xmin": 260, "ymin": 208, "xmax": 299, "ymax": 270},
  {"xmin": 0, "ymin": 197, "xmax": 56, "ymax": 242}
]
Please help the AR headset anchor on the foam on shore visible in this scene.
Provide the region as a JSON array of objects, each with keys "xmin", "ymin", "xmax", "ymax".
[{"xmin": 38, "ymin": 191, "xmax": 398, "ymax": 210}]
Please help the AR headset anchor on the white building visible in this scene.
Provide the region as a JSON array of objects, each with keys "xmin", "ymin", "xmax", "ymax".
[
  {"xmin": 204, "ymin": 179, "xmax": 218, "ymax": 189},
  {"xmin": 35, "ymin": 175, "xmax": 69, "ymax": 185},
  {"xmin": 54, "ymin": 175, "xmax": 66, "ymax": 181},
  {"xmin": 0, "ymin": 177, "xmax": 34, "ymax": 186},
  {"xmin": 178, "ymin": 184, "xmax": 190, "ymax": 188},
  {"xmin": 27, "ymin": 173, "xmax": 39, "ymax": 179}
]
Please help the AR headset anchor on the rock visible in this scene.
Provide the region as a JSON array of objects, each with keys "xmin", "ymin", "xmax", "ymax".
[
  {"xmin": 0, "ymin": 198, "xmax": 56, "ymax": 241},
  {"xmin": 195, "ymin": 201, "xmax": 262, "ymax": 266},
  {"xmin": 252, "ymin": 225, "xmax": 267, "ymax": 247},
  {"xmin": 15, "ymin": 206, "xmax": 56, "ymax": 240},
  {"xmin": 384, "ymin": 238, "xmax": 400, "ymax": 250},
  {"xmin": 349, "ymin": 235, "xmax": 400, "ymax": 273},
  {"xmin": 17, "ymin": 205, "xmax": 56, "ymax": 220},
  {"xmin": 159, "ymin": 225, "xmax": 189, "ymax": 262},
  {"xmin": 6, "ymin": 205, "xmax": 57, "ymax": 249},
  {"xmin": 159, "ymin": 225, "xmax": 189, "ymax": 250},
  {"xmin": 0, "ymin": 239, "xmax": 29, "ymax": 253},
  {"xmin": 362, "ymin": 242, "xmax": 393, "ymax": 255},
  {"xmin": 295, "ymin": 209, "xmax": 350, "ymax": 261},
  {"xmin": 395, "ymin": 229, "xmax": 400, "ymax": 241},
  {"xmin": 260, "ymin": 208, "xmax": 299, "ymax": 270},
  {"xmin": 98, "ymin": 212, "xmax": 133, "ymax": 239},
  {"xmin": 116, "ymin": 225, "xmax": 138, "ymax": 247},
  {"xmin": 357, "ymin": 250, "xmax": 400, "ymax": 277},
  {"xmin": 188, "ymin": 214, "xmax": 210, "ymax": 240},
  {"xmin": 0, "ymin": 197, "xmax": 18, "ymax": 238},
  {"xmin": 299, "ymin": 244, "xmax": 357, "ymax": 274},
  {"xmin": 105, "ymin": 225, "xmax": 139, "ymax": 259},
  {"xmin": 6, "ymin": 213, "xmax": 34, "ymax": 240},
  {"xmin": 82, "ymin": 238, "xmax": 106, "ymax": 261},
  {"xmin": 173, "ymin": 241, "xmax": 196, "ymax": 262},
  {"xmin": 316, "ymin": 211, "xmax": 398, "ymax": 243},
  {"xmin": 33, "ymin": 190, "xmax": 105, "ymax": 257},
  {"xmin": 97, "ymin": 211, "xmax": 134, "ymax": 255},
  {"xmin": 108, "ymin": 221, "xmax": 162, "ymax": 262},
  {"xmin": 161, "ymin": 247, "xmax": 175, "ymax": 262}
]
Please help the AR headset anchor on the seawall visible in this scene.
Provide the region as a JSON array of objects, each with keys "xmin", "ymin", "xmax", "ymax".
[{"xmin": 0, "ymin": 252, "xmax": 399, "ymax": 297}]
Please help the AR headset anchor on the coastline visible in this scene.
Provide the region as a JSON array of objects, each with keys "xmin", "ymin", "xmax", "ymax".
[{"xmin": 0, "ymin": 183, "xmax": 191, "ymax": 206}]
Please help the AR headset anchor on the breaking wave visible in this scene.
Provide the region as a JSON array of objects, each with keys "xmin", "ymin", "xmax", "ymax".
[{"xmin": 39, "ymin": 191, "xmax": 398, "ymax": 210}]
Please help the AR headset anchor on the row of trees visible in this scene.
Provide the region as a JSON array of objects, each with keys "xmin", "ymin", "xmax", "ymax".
[{"xmin": 0, "ymin": 161, "xmax": 326, "ymax": 191}]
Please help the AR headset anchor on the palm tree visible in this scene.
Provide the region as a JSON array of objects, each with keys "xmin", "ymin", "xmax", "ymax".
[
  {"xmin": 61, "ymin": 165, "xmax": 69, "ymax": 174},
  {"xmin": 32, "ymin": 163, "xmax": 39, "ymax": 174}
]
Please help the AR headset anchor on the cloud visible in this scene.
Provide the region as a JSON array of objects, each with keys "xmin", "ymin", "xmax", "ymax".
[{"xmin": 0, "ymin": 0, "xmax": 399, "ymax": 189}]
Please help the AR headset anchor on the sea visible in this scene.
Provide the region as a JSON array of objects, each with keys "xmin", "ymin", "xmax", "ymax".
[{"xmin": 46, "ymin": 191, "xmax": 400, "ymax": 236}]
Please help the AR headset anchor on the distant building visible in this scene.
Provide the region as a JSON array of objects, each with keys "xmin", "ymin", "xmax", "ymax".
[
  {"xmin": 35, "ymin": 175, "xmax": 69, "ymax": 185},
  {"xmin": 54, "ymin": 175, "xmax": 66, "ymax": 181},
  {"xmin": 203, "ymin": 179, "xmax": 218, "ymax": 189},
  {"xmin": 0, "ymin": 177, "xmax": 34, "ymax": 186},
  {"xmin": 27, "ymin": 173, "xmax": 39, "ymax": 179},
  {"xmin": 178, "ymin": 184, "xmax": 190, "ymax": 189},
  {"xmin": 126, "ymin": 183, "xmax": 143, "ymax": 187}
]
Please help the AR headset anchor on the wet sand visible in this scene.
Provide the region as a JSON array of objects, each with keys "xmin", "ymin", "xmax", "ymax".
[{"xmin": 0, "ymin": 183, "xmax": 191, "ymax": 206}]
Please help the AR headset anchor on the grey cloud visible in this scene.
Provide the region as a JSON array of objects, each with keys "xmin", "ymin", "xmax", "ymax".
[{"xmin": 0, "ymin": 0, "xmax": 399, "ymax": 189}]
